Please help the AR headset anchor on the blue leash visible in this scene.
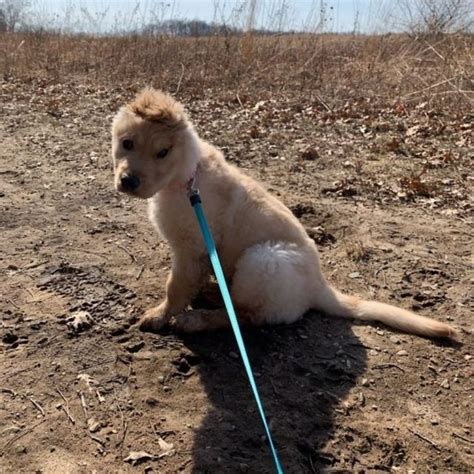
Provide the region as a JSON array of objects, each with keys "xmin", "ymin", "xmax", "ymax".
[{"xmin": 188, "ymin": 188, "xmax": 284, "ymax": 474}]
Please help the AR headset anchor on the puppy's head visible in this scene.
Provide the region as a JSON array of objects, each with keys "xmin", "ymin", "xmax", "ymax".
[{"xmin": 112, "ymin": 88, "xmax": 196, "ymax": 199}]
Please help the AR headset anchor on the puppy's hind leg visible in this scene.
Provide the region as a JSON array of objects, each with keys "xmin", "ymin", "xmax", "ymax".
[
  {"xmin": 231, "ymin": 242, "xmax": 319, "ymax": 326},
  {"xmin": 175, "ymin": 242, "xmax": 319, "ymax": 332}
]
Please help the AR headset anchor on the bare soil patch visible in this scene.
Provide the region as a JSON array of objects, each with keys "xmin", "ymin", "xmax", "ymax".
[{"xmin": 1, "ymin": 76, "xmax": 472, "ymax": 473}]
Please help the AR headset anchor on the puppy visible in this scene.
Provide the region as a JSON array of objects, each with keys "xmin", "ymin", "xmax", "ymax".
[{"xmin": 112, "ymin": 88, "xmax": 456, "ymax": 338}]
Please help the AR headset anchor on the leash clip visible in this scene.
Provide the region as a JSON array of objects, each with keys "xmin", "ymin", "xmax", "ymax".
[{"xmin": 187, "ymin": 176, "xmax": 201, "ymax": 206}]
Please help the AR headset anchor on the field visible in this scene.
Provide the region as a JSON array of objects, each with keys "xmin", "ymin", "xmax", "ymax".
[{"xmin": 1, "ymin": 31, "xmax": 473, "ymax": 473}]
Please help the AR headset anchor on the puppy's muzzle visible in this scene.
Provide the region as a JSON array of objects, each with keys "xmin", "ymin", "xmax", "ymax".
[{"xmin": 120, "ymin": 173, "xmax": 140, "ymax": 192}]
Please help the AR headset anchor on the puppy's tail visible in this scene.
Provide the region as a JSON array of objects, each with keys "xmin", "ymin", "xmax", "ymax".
[{"xmin": 313, "ymin": 285, "xmax": 456, "ymax": 339}]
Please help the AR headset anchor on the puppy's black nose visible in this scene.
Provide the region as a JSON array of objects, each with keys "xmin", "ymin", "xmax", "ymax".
[{"xmin": 120, "ymin": 174, "xmax": 140, "ymax": 191}]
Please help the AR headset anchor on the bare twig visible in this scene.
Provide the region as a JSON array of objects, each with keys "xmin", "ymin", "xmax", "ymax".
[
  {"xmin": 115, "ymin": 421, "xmax": 128, "ymax": 448},
  {"xmin": 56, "ymin": 388, "xmax": 75, "ymax": 424},
  {"xmin": 28, "ymin": 396, "xmax": 45, "ymax": 417},
  {"xmin": 175, "ymin": 62, "xmax": 185, "ymax": 95},
  {"xmin": 452, "ymin": 432, "xmax": 474, "ymax": 444},
  {"xmin": 6, "ymin": 298, "xmax": 20, "ymax": 309},
  {"xmin": 150, "ymin": 421, "xmax": 160, "ymax": 441},
  {"xmin": 114, "ymin": 243, "xmax": 137, "ymax": 263},
  {"xmin": 74, "ymin": 248, "xmax": 109, "ymax": 258},
  {"xmin": 403, "ymin": 76, "xmax": 459, "ymax": 98},
  {"xmin": 79, "ymin": 391, "xmax": 88, "ymax": 419},
  {"xmin": 408, "ymin": 428, "xmax": 441, "ymax": 451},
  {"xmin": 235, "ymin": 93, "xmax": 244, "ymax": 109},
  {"xmin": 315, "ymin": 93, "xmax": 332, "ymax": 112},
  {"xmin": 1, "ymin": 388, "xmax": 16, "ymax": 396},
  {"xmin": 90, "ymin": 434, "xmax": 106, "ymax": 446},
  {"xmin": 374, "ymin": 363, "xmax": 405, "ymax": 373},
  {"xmin": 136, "ymin": 264, "xmax": 145, "ymax": 280},
  {"xmin": 114, "ymin": 389, "xmax": 125, "ymax": 430}
]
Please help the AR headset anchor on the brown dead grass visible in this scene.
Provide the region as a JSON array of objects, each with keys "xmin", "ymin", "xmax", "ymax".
[{"xmin": 1, "ymin": 31, "xmax": 472, "ymax": 111}]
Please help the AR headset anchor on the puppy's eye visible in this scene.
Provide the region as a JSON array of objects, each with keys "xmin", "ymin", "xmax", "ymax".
[
  {"xmin": 122, "ymin": 139, "xmax": 134, "ymax": 150},
  {"xmin": 156, "ymin": 148, "xmax": 169, "ymax": 159}
]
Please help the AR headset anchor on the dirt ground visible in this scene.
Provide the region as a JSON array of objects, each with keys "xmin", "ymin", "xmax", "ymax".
[{"xmin": 1, "ymin": 79, "xmax": 472, "ymax": 473}]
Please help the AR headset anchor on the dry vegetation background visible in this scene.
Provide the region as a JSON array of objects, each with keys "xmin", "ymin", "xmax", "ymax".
[{"xmin": 0, "ymin": 1, "xmax": 473, "ymax": 472}]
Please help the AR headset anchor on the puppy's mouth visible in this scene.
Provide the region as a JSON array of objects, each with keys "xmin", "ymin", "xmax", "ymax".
[
  {"xmin": 115, "ymin": 172, "xmax": 144, "ymax": 197},
  {"xmin": 116, "ymin": 184, "xmax": 136, "ymax": 196},
  {"xmin": 116, "ymin": 181, "xmax": 155, "ymax": 200},
  {"xmin": 116, "ymin": 184, "xmax": 143, "ymax": 198}
]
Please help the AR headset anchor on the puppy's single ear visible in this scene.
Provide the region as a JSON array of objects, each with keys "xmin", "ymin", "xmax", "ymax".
[{"xmin": 127, "ymin": 88, "xmax": 186, "ymax": 128}]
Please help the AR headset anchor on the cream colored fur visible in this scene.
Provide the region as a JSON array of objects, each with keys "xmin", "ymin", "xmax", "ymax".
[{"xmin": 111, "ymin": 88, "xmax": 456, "ymax": 339}]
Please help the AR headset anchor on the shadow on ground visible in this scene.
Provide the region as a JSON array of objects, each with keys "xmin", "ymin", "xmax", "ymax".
[{"xmin": 179, "ymin": 312, "xmax": 367, "ymax": 473}]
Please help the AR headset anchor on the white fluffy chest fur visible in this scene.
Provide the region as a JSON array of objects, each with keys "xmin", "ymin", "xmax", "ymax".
[{"xmin": 148, "ymin": 191, "xmax": 204, "ymax": 254}]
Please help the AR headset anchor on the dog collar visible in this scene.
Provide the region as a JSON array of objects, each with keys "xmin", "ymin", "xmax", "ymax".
[{"xmin": 162, "ymin": 166, "xmax": 198, "ymax": 193}]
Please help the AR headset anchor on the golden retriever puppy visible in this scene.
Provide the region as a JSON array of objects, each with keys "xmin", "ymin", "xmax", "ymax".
[{"xmin": 111, "ymin": 88, "xmax": 455, "ymax": 338}]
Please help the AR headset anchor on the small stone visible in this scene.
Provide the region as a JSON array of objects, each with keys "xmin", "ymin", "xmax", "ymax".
[
  {"xmin": 87, "ymin": 417, "xmax": 101, "ymax": 433},
  {"xmin": 229, "ymin": 351, "xmax": 239, "ymax": 359},
  {"xmin": 440, "ymin": 379, "xmax": 450, "ymax": 389},
  {"xmin": 349, "ymin": 272, "xmax": 361, "ymax": 279},
  {"xmin": 396, "ymin": 350, "xmax": 408, "ymax": 357},
  {"xmin": 371, "ymin": 405, "xmax": 378, "ymax": 410},
  {"xmin": 376, "ymin": 330, "xmax": 385, "ymax": 336},
  {"xmin": 361, "ymin": 378, "xmax": 369, "ymax": 387},
  {"xmin": 464, "ymin": 354, "xmax": 472, "ymax": 361},
  {"xmin": 369, "ymin": 349, "xmax": 378, "ymax": 356},
  {"xmin": 2, "ymin": 332, "xmax": 18, "ymax": 344},
  {"xmin": 389, "ymin": 336, "xmax": 400, "ymax": 344},
  {"xmin": 125, "ymin": 341, "xmax": 145, "ymax": 353},
  {"xmin": 145, "ymin": 397, "xmax": 158, "ymax": 407},
  {"xmin": 158, "ymin": 376, "xmax": 165, "ymax": 383},
  {"xmin": 163, "ymin": 386, "xmax": 171, "ymax": 392},
  {"xmin": 430, "ymin": 419, "xmax": 439, "ymax": 425}
]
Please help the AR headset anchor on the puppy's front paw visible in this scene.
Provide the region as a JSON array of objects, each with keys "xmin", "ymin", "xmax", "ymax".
[{"xmin": 138, "ymin": 306, "xmax": 170, "ymax": 333}]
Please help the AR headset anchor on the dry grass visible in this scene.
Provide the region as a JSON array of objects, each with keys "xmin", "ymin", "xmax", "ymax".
[{"xmin": 1, "ymin": 31, "xmax": 472, "ymax": 111}]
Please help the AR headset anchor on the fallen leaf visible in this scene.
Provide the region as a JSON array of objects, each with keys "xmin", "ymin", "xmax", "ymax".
[
  {"xmin": 77, "ymin": 373, "xmax": 96, "ymax": 392},
  {"xmin": 67, "ymin": 311, "xmax": 92, "ymax": 333},
  {"xmin": 124, "ymin": 451, "xmax": 156, "ymax": 466},
  {"xmin": 158, "ymin": 437, "xmax": 175, "ymax": 457},
  {"xmin": 349, "ymin": 272, "xmax": 361, "ymax": 279}
]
